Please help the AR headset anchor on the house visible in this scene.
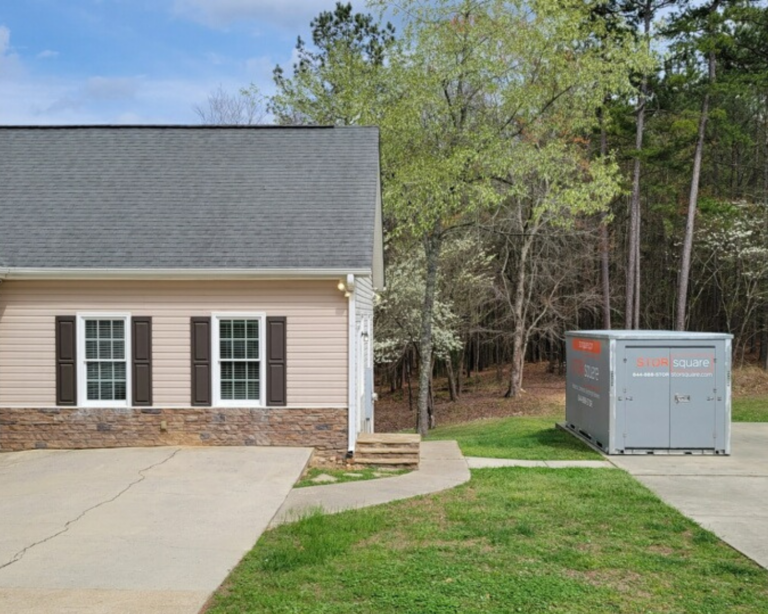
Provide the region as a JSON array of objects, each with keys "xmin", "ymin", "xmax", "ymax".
[{"xmin": 0, "ymin": 125, "xmax": 384, "ymax": 460}]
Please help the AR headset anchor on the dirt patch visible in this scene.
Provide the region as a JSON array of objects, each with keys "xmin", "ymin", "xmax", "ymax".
[
  {"xmin": 732, "ymin": 364, "xmax": 768, "ymax": 398},
  {"xmin": 563, "ymin": 567, "xmax": 649, "ymax": 596},
  {"xmin": 648, "ymin": 544, "xmax": 676, "ymax": 556}
]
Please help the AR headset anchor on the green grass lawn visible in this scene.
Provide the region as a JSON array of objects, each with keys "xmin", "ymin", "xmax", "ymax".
[
  {"xmin": 423, "ymin": 395, "xmax": 768, "ymax": 461},
  {"xmin": 427, "ymin": 416, "xmax": 601, "ymax": 460},
  {"xmin": 733, "ymin": 396, "xmax": 768, "ymax": 422},
  {"xmin": 206, "ymin": 468, "xmax": 768, "ymax": 614},
  {"xmin": 295, "ymin": 467, "xmax": 410, "ymax": 488}
]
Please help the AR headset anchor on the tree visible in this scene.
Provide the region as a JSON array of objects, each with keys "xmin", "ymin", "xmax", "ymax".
[
  {"xmin": 376, "ymin": 0, "xmax": 644, "ymax": 410},
  {"xmin": 266, "ymin": 0, "xmax": 768, "ymax": 429},
  {"xmin": 270, "ymin": 2, "xmax": 395, "ymax": 125},
  {"xmin": 670, "ymin": 0, "xmax": 732, "ymax": 330},
  {"xmin": 621, "ymin": 0, "xmax": 677, "ymax": 329},
  {"xmin": 194, "ymin": 85, "xmax": 265, "ymax": 125}
]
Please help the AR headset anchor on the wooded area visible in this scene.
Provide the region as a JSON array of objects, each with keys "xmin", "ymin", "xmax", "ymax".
[{"xmin": 200, "ymin": 0, "xmax": 768, "ymax": 434}]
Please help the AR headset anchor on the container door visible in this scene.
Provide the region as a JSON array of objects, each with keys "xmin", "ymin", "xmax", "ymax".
[
  {"xmin": 669, "ymin": 348, "xmax": 717, "ymax": 449},
  {"xmin": 623, "ymin": 347, "xmax": 671, "ymax": 449}
]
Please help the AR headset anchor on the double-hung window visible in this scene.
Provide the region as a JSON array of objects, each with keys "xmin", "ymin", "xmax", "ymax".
[
  {"xmin": 77, "ymin": 313, "xmax": 131, "ymax": 407},
  {"xmin": 212, "ymin": 313, "xmax": 264, "ymax": 407}
]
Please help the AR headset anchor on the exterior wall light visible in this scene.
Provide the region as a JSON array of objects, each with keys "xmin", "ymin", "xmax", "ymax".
[{"xmin": 337, "ymin": 274, "xmax": 356, "ymax": 296}]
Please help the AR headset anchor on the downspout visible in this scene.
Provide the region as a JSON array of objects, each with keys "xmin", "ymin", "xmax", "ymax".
[{"xmin": 346, "ymin": 274, "xmax": 357, "ymax": 454}]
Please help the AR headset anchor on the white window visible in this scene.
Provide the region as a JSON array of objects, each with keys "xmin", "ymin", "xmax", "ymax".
[
  {"xmin": 212, "ymin": 313, "xmax": 265, "ymax": 407},
  {"xmin": 77, "ymin": 313, "xmax": 131, "ymax": 407}
]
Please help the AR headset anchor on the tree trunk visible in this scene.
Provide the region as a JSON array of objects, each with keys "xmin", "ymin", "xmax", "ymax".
[
  {"xmin": 633, "ymin": 228, "xmax": 641, "ymax": 328},
  {"xmin": 428, "ymin": 367, "xmax": 436, "ymax": 429},
  {"xmin": 416, "ymin": 225, "xmax": 442, "ymax": 436},
  {"xmin": 627, "ymin": 8, "xmax": 651, "ymax": 330},
  {"xmin": 446, "ymin": 356, "xmax": 458, "ymax": 402},
  {"xmin": 763, "ymin": 95, "xmax": 768, "ymax": 370},
  {"xmin": 761, "ymin": 326, "xmax": 768, "ymax": 371},
  {"xmin": 677, "ymin": 49, "xmax": 716, "ymax": 331},
  {"xmin": 406, "ymin": 352, "xmax": 414, "ymax": 414},
  {"xmin": 507, "ymin": 326, "xmax": 525, "ymax": 398},
  {"xmin": 598, "ymin": 104, "xmax": 612, "ymax": 329},
  {"xmin": 506, "ymin": 237, "xmax": 532, "ymax": 398}
]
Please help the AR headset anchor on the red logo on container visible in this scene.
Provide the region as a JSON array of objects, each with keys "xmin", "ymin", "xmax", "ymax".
[
  {"xmin": 636, "ymin": 357, "xmax": 669, "ymax": 368},
  {"xmin": 572, "ymin": 338, "xmax": 601, "ymax": 354}
]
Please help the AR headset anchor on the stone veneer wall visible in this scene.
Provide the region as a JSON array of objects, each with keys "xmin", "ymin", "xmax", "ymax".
[{"xmin": 0, "ymin": 407, "xmax": 348, "ymax": 461}]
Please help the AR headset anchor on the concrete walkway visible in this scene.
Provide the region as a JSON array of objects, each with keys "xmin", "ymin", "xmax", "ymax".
[
  {"xmin": 271, "ymin": 440, "xmax": 470, "ymax": 526},
  {"xmin": 0, "ymin": 446, "xmax": 311, "ymax": 614},
  {"xmin": 610, "ymin": 423, "xmax": 768, "ymax": 570},
  {"xmin": 466, "ymin": 457, "xmax": 614, "ymax": 469}
]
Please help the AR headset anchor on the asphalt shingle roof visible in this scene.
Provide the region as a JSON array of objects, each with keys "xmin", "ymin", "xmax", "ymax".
[{"xmin": 0, "ymin": 125, "xmax": 380, "ymax": 271}]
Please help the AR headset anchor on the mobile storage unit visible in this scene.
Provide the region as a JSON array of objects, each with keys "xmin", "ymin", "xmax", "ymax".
[{"xmin": 564, "ymin": 330, "xmax": 732, "ymax": 455}]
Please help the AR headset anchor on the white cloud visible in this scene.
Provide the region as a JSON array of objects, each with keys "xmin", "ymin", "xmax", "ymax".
[
  {"xmin": 37, "ymin": 50, "xmax": 59, "ymax": 59},
  {"xmin": 0, "ymin": 72, "xmax": 218, "ymax": 125},
  {"xmin": 172, "ymin": 0, "xmax": 342, "ymax": 30},
  {"xmin": 0, "ymin": 22, "xmax": 289, "ymax": 125},
  {"xmin": 0, "ymin": 25, "xmax": 24, "ymax": 78}
]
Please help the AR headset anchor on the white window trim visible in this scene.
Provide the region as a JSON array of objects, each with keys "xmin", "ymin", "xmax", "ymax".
[
  {"xmin": 76, "ymin": 312, "xmax": 132, "ymax": 408},
  {"xmin": 212, "ymin": 312, "xmax": 266, "ymax": 408}
]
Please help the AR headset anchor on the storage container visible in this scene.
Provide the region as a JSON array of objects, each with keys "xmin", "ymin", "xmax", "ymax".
[{"xmin": 563, "ymin": 331, "xmax": 732, "ymax": 454}]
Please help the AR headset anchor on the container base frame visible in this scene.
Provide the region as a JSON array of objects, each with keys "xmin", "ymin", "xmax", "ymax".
[{"xmin": 556, "ymin": 422, "xmax": 728, "ymax": 456}]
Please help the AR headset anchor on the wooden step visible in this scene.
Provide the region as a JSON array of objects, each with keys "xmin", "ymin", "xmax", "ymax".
[
  {"xmin": 353, "ymin": 456, "xmax": 420, "ymax": 465},
  {"xmin": 354, "ymin": 432, "xmax": 421, "ymax": 468},
  {"xmin": 357, "ymin": 433, "xmax": 420, "ymax": 445},
  {"xmin": 356, "ymin": 446, "xmax": 419, "ymax": 454}
]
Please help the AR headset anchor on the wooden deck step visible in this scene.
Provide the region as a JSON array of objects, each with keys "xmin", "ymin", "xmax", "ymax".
[
  {"xmin": 355, "ymin": 433, "xmax": 421, "ymax": 469},
  {"xmin": 353, "ymin": 456, "xmax": 420, "ymax": 465},
  {"xmin": 355, "ymin": 446, "xmax": 420, "ymax": 454},
  {"xmin": 356, "ymin": 433, "xmax": 420, "ymax": 445}
]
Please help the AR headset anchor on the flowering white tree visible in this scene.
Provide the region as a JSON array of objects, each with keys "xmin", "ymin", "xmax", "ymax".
[{"xmin": 693, "ymin": 201, "xmax": 768, "ymax": 360}]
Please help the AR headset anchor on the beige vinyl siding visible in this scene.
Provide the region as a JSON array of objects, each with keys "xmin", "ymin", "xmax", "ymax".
[
  {"xmin": 355, "ymin": 275, "xmax": 374, "ymax": 319},
  {"xmin": 0, "ymin": 280, "xmax": 348, "ymax": 407}
]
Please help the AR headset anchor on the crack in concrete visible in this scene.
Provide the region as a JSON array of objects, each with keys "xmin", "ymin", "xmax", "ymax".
[{"xmin": 0, "ymin": 448, "xmax": 181, "ymax": 573}]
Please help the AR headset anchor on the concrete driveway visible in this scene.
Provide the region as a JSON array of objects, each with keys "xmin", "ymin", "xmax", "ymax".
[
  {"xmin": 611, "ymin": 423, "xmax": 768, "ymax": 569},
  {"xmin": 0, "ymin": 446, "xmax": 311, "ymax": 614}
]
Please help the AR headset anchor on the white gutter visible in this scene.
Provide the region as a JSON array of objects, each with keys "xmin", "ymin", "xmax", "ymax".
[
  {"xmin": 2, "ymin": 267, "xmax": 372, "ymax": 281},
  {"xmin": 346, "ymin": 273, "xmax": 358, "ymax": 454}
]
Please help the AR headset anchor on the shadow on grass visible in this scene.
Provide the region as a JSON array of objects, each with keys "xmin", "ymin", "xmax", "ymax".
[{"xmin": 532, "ymin": 427, "xmax": 597, "ymax": 454}]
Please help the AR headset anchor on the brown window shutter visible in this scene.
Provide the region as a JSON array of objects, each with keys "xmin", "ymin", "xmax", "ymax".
[
  {"xmin": 191, "ymin": 317, "xmax": 212, "ymax": 406},
  {"xmin": 56, "ymin": 316, "xmax": 77, "ymax": 406},
  {"xmin": 266, "ymin": 317, "xmax": 287, "ymax": 406},
  {"xmin": 132, "ymin": 317, "xmax": 153, "ymax": 406}
]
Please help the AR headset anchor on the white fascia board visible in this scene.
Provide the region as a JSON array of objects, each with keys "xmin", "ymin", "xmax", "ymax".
[
  {"xmin": 347, "ymin": 275, "xmax": 357, "ymax": 453},
  {"xmin": 372, "ymin": 160, "xmax": 385, "ymax": 291},
  {"xmin": 1, "ymin": 268, "xmax": 372, "ymax": 281}
]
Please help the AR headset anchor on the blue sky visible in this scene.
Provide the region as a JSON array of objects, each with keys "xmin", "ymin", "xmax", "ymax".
[{"xmin": 0, "ymin": 0, "xmax": 358, "ymax": 124}]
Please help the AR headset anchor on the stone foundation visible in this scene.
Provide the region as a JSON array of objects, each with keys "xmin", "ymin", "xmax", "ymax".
[{"xmin": 0, "ymin": 407, "xmax": 348, "ymax": 461}]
